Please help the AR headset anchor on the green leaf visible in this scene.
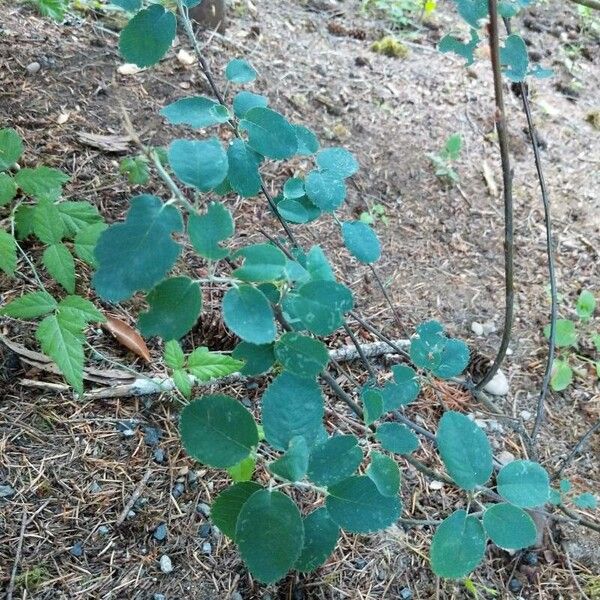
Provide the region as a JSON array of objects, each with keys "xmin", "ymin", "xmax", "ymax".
[
  {"xmin": 0, "ymin": 173, "xmax": 17, "ymax": 206},
  {"xmin": 222, "ymin": 285, "xmax": 276, "ymax": 344},
  {"xmin": 188, "ymin": 201, "xmax": 234, "ymax": 260},
  {"xmin": 592, "ymin": 333, "xmax": 600, "ymax": 353},
  {"xmin": 236, "ymin": 490, "xmax": 304, "ymax": 584},
  {"xmin": 483, "ymin": 503, "xmax": 537, "ymax": 550},
  {"xmin": 455, "ymin": 0, "xmax": 487, "ymax": 27},
  {"xmin": 0, "ymin": 291, "xmax": 57, "ymax": 319},
  {"xmin": 57, "ymin": 201, "xmax": 102, "ymax": 238},
  {"xmin": 186, "ymin": 347, "xmax": 244, "ymax": 381},
  {"xmin": 93, "ymin": 195, "xmax": 183, "ymax": 302},
  {"xmin": 437, "ymin": 411, "xmax": 493, "ymax": 490},
  {"xmin": 14, "ymin": 205, "xmax": 35, "ymax": 239},
  {"xmin": 284, "ymin": 280, "xmax": 353, "ymax": 336},
  {"xmin": 0, "ymin": 128, "xmax": 23, "ymax": 171},
  {"xmin": 306, "ymin": 245, "xmax": 335, "ymax": 281},
  {"xmin": 262, "ymin": 372, "xmax": 325, "ymax": 451},
  {"xmin": 376, "ymin": 422, "xmax": 419, "ymax": 455},
  {"xmin": 307, "ymin": 435, "xmax": 363, "ymax": 487},
  {"xmin": 550, "ymin": 359, "xmax": 573, "ymax": 391},
  {"xmin": 366, "ymin": 451, "xmax": 400, "ymax": 497},
  {"xmin": 439, "ymin": 29, "xmax": 480, "ymax": 66},
  {"xmin": 560, "ymin": 479, "xmax": 572, "ymax": 494},
  {"xmin": 381, "ymin": 364, "xmax": 420, "ymax": 410},
  {"xmin": 119, "ymin": 157, "xmax": 149, "ymax": 185},
  {"xmin": 137, "ymin": 277, "xmax": 202, "ymax": 340},
  {"xmin": 277, "ymin": 196, "xmax": 321, "ymax": 224},
  {"xmin": 164, "ymin": 340, "xmax": 185, "ymax": 369},
  {"xmin": 168, "ymin": 138, "xmax": 228, "ymax": 191},
  {"xmin": 225, "ymin": 58, "xmax": 257, "ymax": 83},
  {"xmin": 0, "ymin": 230, "xmax": 17, "ymax": 276},
  {"xmin": 283, "ymin": 178, "xmax": 305, "ymax": 199},
  {"xmin": 119, "ymin": 4, "xmax": 176, "ymax": 67},
  {"xmin": 295, "ymin": 125, "xmax": 320, "ymax": 155},
  {"xmin": 160, "ymin": 96, "xmax": 230, "ymax": 129},
  {"xmin": 43, "ymin": 243, "xmax": 76, "ymax": 293},
  {"xmin": 436, "ymin": 338, "xmax": 470, "ymax": 379},
  {"xmin": 36, "ymin": 0, "xmax": 67, "ymax": 20},
  {"xmin": 295, "ymin": 508, "xmax": 339, "ymax": 572},
  {"xmin": 362, "ymin": 387, "xmax": 384, "ymax": 425},
  {"xmin": 180, "ymin": 394, "xmax": 258, "ymax": 468},
  {"xmin": 239, "ymin": 107, "xmax": 298, "ymax": 160},
  {"xmin": 111, "ymin": 0, "xmax": 141, "ymax": 12},
  {"xmin": 57, "ymin": 295, "xmax": 105, "ymax": 325},
  {"xmin": 274, "ymin": 332, "xmax": 329, "ymax": 378},
  {"xmin": 227, "ymin": 455, "xmax": 256, "ymax": 483},
  {"xmin": 430, "ymin": 510, "xmax": 486, "ymax": 578},
  {"xmin": 211, "ymin": 481, "xmax": 262, "ymax": 539},
  {"xmin": 172, "ymin": 368, "xmax": 192, "ymax": 398},
  {"xmin": 74, "ymin": 222, "xmax": 107, "ymax": 267},
  {"xmin": 444, "ymin": 134, "xmax": 462, "ymax": 161},
  {"xmin": 36, "ymin": 313, "xmax": 84, "ymax": 394},
  {"xmin": 32, "ymin": 199, "xmax": 64, "ymax": 244},
  {"xmin": 233, "ymin": 91, "xmax": 269, "ymax": 118},
  {"xmin": 15, "ymin": 167, "xmax": 69, "ymax": 201},
  {"xmin": 226, "ymin": 139, "xmax": 262, "ymax": 197},
  {"xmin": 316, "ymin": 147, "xmax": 359, "ymax": 178},
  {"xmin": 232, "ymin": 243, "xmax": 287, "ymax": 282},
  {"xmin": 500, "ymin": 34, "xmax": 529, "ymax": 82},
  {"xmin": 544, "ymin": 319, "xmax": 577, "ymax": 348},
  {"xmin": 497, "ymin": 460, "xmax": 550, "ymax": 508},
  {"xmin": 232, "ymin": 341, "xmax": 275, "ymax": 376},
  {"xmin": 270, "ymin": 436, "xmax": 310, "ymax": 482},
  {"xmin": 573, "ymin": 492, "xmax": 598, "ymax": 509},
  {"xmin": 326, "ymin": 476, "xmax": 401, "ymax": 533},
  {"xmin": 576, "ymin": 290, "xmax": 596, "ymax": 320},
  {"xmin": 341, "ymin": 221, "xmax": 381, "ymax": 264},
  {"xmin": 305, "ymin": 170, "xmax": 346, "ymax": 212}
]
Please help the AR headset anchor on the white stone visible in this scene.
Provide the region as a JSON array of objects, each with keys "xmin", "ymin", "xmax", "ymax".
[
  {"xmin": 26, "ymin": 61, "xmax": 41, "ymax": 74},
  {"xmin": 117, "ymin": 63, "xmax": 142, "ymax": 75},
  {"xmin": 482, "ymin": 321, "xmax": 497, "ymax": 335},
  {"xmin": 484, "ymin": 370, "xmax": 509, "ymax": 396},
  {"xmin": 177, "ymin": 49, "xmax": 196, "ymax": 66},
  {"xmin": 520, "ymin": 410, "xmax": 532, "ymax": 421},
  {"xmin": 471, "ymin": 321, "xmax": 484, "ymax": 336},
  {"xmin": 159, "ymin": 555, "xmax": 173, "ymax": 574}
]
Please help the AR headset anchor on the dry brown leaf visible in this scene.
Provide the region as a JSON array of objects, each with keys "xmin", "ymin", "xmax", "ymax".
[{"xmin": 102, "ymin": 316, "xmax": 151, "ymax": 363}]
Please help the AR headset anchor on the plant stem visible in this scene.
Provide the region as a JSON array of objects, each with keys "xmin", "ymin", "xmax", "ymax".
[
  {"xmin": 368, "ymin": 263, "xmax": 409, "ymax": 337},
  {"xmin": 552, "ymin": 419, "xmax": 600, "ymax": 480},
  {"xmin": 569, "ymin": 0, "xmax": 600, "ymax": 10},
  {"xmin": 342, "ymin": 322, "xmax": 377, "ymax": 380}
]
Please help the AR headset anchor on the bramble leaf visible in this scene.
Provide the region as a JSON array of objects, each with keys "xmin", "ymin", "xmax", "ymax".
[
  {"xmin": 120, "ymin": 157, "xmax": 149, "ymax": 185},
  {"xmin": 186, "ymin": 347, "xmax": 244, "ymax": 381},
  {"xmin": 544, "ymin": 319, "xmax": 577, "ymax": 348},
  {"xmin": 42, "ymin": 243, "xmax": 76, "ymax": 293},
  {"xmin": 576, "ymin": 290, "xmax": 596, "ymax": 320},
  {"xmin": 0, "ymin": 173, "xmax": 17, "ymax": 206},
  {"xmin": 57, "ymin": 295, "xmax": 105, "ymax": 325},
  {"xmin": 0, "ymin": 291, "xmax": 57, "ymax": 319},
  {"xmin": 164, "ymin": 339, "xmax": 185, "ymax": 370},
  {"xmin": 15, "ymin": 166, "xmax": 69, "ymax": 201},
  {"xmin": 227, "ymin": 455, "xmax": 256, "ymax": 483},
  {"xmin": 0, "ymin": 128, "xmax": 23, "ymax": 171},
  {"xmin": 550, "ymin": 359, "xmax": 573, "ymax": 391},
  {"xmin": 0, "ymin": 230, "xmax": 17, "ymax": 276},
  {"xmin": 56, "ymin": 201, "xmax": 102, "ymax": 238}
]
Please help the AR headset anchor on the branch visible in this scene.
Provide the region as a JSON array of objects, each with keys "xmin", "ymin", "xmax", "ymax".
[
  {"xmin": 569, "ymin": 0, "xmax": 600, "ymax": 10},
  {"xmin": 552, "ymin": 419, "xmax": 600, "ymax": 480}
]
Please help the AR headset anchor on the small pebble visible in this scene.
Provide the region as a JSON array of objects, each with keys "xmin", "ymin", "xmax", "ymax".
[
  {"xmin": 153, "ymin": 595, "xmax": 166, "ymax": 600},
  {"xmin": 172, "ymin": 482, "xmax": 185, "ymax": 498},
  {"xmin": 198, "ymin": 523, "xmax": 212, "ymax": 538},
  {"xmin": 153, "ymin": 448, "xmax": 166, "ymax": 463},
  {"xmin": 26, "ymin": 61, "xmax": 41, "ymax": 74},
  {"xmin": 241, "ymin": 397, "xmax": 253, "ymax": 408},
  {"xmin": 508, "ymin": 578, "xmax": 523, "ymax": 592},
  {"xmin": 89, "ymin": 481, "xmax": 101, "ymax": 493},
  {"xmin": 70, "ymin": 541, "xmax": 84, "ymax": 557},
  {"xmin": 144, "ymin": 427, "xmax": 161, "ymax": 447},
  {"xmin": 202, "ymin": 541, "xmax": 212, "ymax": 555},
  {"xmin": 97, "ymin": 525, "xmax": 109, "ymax": 536},
  {"xmin": 353, "ymin": 558, "xmax": 367, "ymax": 569},
  {"xmin": 0, "ymin": 484, "xmax": 16, "ymax": 498},
  {"xmin": 482, "ymin": 320, "xmax": 497, "ymax": 335},
  {"xmin": 231, "ymin": 593, "xmax": 243, "ymax": 600},
  {"xmin": 188, "ymin": 470, "xmax": 199, "ymax": 484},
  {"xmin": 160, "ymin": 554, "xmax": 174, "ymax": 574},
  {"xmin": 484, "ymin": 370, "xmax": 509, "ymax": 396},
  {"xmin": 153, "ymin": 522, "xmax": 168, "ymax": 542},
  {"xmin": 471, "ymin": 321, "xmax": 484, "ymax": 336},
  {"xmin": 497, "ymin": 450, "xmax": 515, "ymax": 466},
  {"xmin": 520, "ymin": 410, "xmax": 532, "ymax": 421},
  {"xmin": 116, "ymin": 421, "xmax": 137, "ymax": 437},
  {"xmin": 399, "ymin": 588, "xmax": 413, "ymax": 600},
  {"xmin": 134, "ymin": 497, "xmax": 148, "ymax": 509},
  {"xmin": 127, "ymin": 510, "xmax": 136, "ymax": 519},
  {"xmin": 197, "ymin": 503, "xmax": 211, "ymax": 517},
  {"xmin": 245, "ymin": 381, "xmax": 258, "ymax": 390}
]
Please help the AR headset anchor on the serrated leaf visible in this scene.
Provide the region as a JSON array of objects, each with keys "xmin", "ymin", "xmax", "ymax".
[
  {"xmin": 14, "ymin": 205, "xmax": 35, "ymax": 239},
  {"xmin": 307, "ymin": 435, "xmax": 363, "ymax": 487},
  {"xmin": 366, "ymin": 451, "xmax": 400, "ymax": 497},
  {"xmin": 376, "ymin": 422, "xmax": 419, "ymax": 455},
  {"xmin": 295, "ymin": 508, "xmax": 339, "ymax": 572},
  {"xmin": 232, "ymin": 341, "xmax": 275, "ymax": 376},
  {"xmin": 576, "ymin": 290, "xmax": 596, "ymax": 320},
  {"xmin": 93, "ymin": 195, "xmax": 183, "ymax": 302},
  {"xmin": 362, "ymin": 387, "xmax": 384, "ymax": 425},
  {"xmin": 15, "ymin": 166, "xmax": 69, "ymax": 201},
  {"xmin": 227, "ymin": 455, "xmax": 256, "ymax": 482},
  {"xmin": 36, "ymin": 313, "xmax": 84, "ymax": 393},
  {"xmin": 164, "ymin": 340, "xmax": 185, "ymax": 369},
  {"xmin": 269, "ymin": 436, "xmax": 310, "ymax": 482},
  {"xmin": 57, "ymin": 295, "xmax": 105, "ymax": 325},
  {"xmin": 262, "ymin": 372, "xmax": 325, "ymax": 451},
  {"xmin": 188, "ymin": 201, "xmax": 234, "ymax": 260},
  {"xmin": 0, "ymin": 291, "xmax": 57, "ymax": 319},
  {"xmin": 550, "ymin": 359, "xmax": 573, "ymax": 391},
  {"xmin": 497, "ymin": 460, "xmax": 550, "ymax": 508},
  {"xmin": 483, "ymin": 503, "xmax": 537, "ymax": 550},
  {"xmin": 316, "ymin": 147, "xmax": 358, "ymax": 178},
  {"xmin": 226, "ymin": 139, "xmax": 262, "ymax": 197},
  {"xmin": 74, "ymin": 222, "xmax": 107, "ymax": 267},
  {"xmin": 57, "ymin": 201, "xmax": 102, "ymax": 238},
  {"xmin": 544, "ymin": 319, "xmax": 577, "ymax": 348},
  {"xmin": 0, "ymin": 173, "xmax": 17, "ymax": 206},
  {"xmin": 305, "ymin": 170, "xmax": 346, "ymax": 212},
  {"xmin": 36, "ymin": 0, "xmax": 67, "ymax": 20},
  {"xmin": 43, "ymin": 243, "xmax": 76, "ymax": 293},
  {"xmin": 341, "ymin": 221, "xmax": 381, "ymax": 264},
  {"xmin": 119, "ymin": 157, "xmax": 149, "ymax": 185},
  {"xmin": 233, "ymin": 91, "xmax": 269, "ymax": 118},
  {"xmin": 0, "ymin": 230, "xmax": 17, "ymax": 276},
  {"xmin": 180, "ymin": 394, "xmax": 258, "ymax": 468},
  {"xmin": 439, "ymin": 29, "xmax": 480, "ymax": 66},
  {"xmin": 573, "ymin": 492, "xmax": 598, "ymax": 509},
  {"xmin": 160, "ymin": 96, "xmax": 230, "ymax": 129},
  {"xmin": 222, "ymin": 285, "xmax": 276, "ymax": 344},
  {"xmin": 239, "ymin": 107, "xmax": 298, "ymax": 160},
  {"xmin": 225, "ymin": 58, "xmax": 257, "ymax": 83},
  {"xmin": 138, "ymin": 277, "xmax": 202, "ymax": 340},
  {"xmin": 119, "ymin": 4, "xmax": 176, "ymax": 67},
  {"xmin": 437, "ymin": 411, "xmax": 493, "ymax": 490},
  {"xmin": 168, "ymin": 137, "xmax": 228, "ymax": 192},
  {"xmin": 274, "ymin": 332, "xmax": 329, "ymax": 378},
  {"xmin": 232, "ymin": 243, "xmax": 287, "ymax": 282},
  {"xmin": 33, "ymin": 199, "xmax": 64, "ymax": 244},
  {"xmin": 236, "ymin": 490, "xmax": 304, "ymax": 584},
  {"xmin": 186, "ymin": 347, "xmax": 244, "ymax": 381},
  {"xmin": 172, "ymin": 368, "xmax": 192, "ymax": 398},
  {"xmin": 430, "ymin": 510, "xmax": 485, "ymax": 578},
  {"xmin": 0, "ymin": 128, "xmax": 23, "ymax": 171},
  {"xmin": 211, "ymin": 481, "xmax": 262, "ymax": 539},
  {"xmin": 326, "ymin": 475, "xmax": 401, "ymax": 533}
]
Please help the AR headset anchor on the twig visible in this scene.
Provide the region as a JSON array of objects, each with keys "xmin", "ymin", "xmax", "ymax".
[
  {"xmin": 474, "ymin": 0, "xmax": 515, "ymax": 392},
  {"xmin": 342, "ymin": 323, "xmax": 377, "ymax": 380},
  {"xmin": 569, "ymin": 0, "xmax": 600, "ymax": 9},
  {"xmin": 6, "ymin": 511, "xmax": 27, "ymax": 600},
  {"xmin": 368, "ymin": 264, "xmax": 409, "ymax": 337},
  {"xmin": 562, "ymin": 545, "xmax": 592, "ymax": 600},
  {"xmin": 558, "ymin": 504, "xmax": 600, "ymax": 534},
  {"xmin": 350, "ymin": 311, "xmax": 411, "ymax": 360},
  {"xmin": 552, "ymin": 419, "xmax": 600, "ymax": 480},
  {"xmin": 116, "ymin": 468, "xmax": 153, "ymax": 527}
]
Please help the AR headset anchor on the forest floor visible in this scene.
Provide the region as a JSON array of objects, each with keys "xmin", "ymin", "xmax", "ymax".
[{"xmin": 0, "ymin": 0, "xmax": 599, "ymax": 598}]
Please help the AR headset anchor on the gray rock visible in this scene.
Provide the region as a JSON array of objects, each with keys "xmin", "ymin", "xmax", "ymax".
[
  {"xmin": 144, "ymin": 427, "xmax": 161, "ymax": 447},
  {"xmin": 70, "ymin": 541, "xmax": 84, "ymax": 557},
  {"xmin": 26, "ymin": 61, "xmax": 41, "ymax": 74},
  {"xmin": 201, "ymin": 541, "xmax": 212, "ymax": 555},
  {"xmin": 520, "ymin": 410, "xmax": 532, "ymax": 421},
  {"xmin": 482, "ymin": 321, "xmax": 497, "ymax": 335},
  {"xmin": 399, "ymin": 588, "xmax": 413, "ymax": 600},
  {"xmin": 231, "ymin": 593, "xmax": 243, "ymax": 600},
  {"xmin": 159, "ymin": 554, "xmax": 173, "ymax": 574},
  {"xmin": 172, "ymin": 482, "xmax": 185, "ymax": 498},
  {"xmin": 127, "ymin": 510, "xmax": 136, "ymax": 519},
  {"xmin": 188, "ymin": 470, "xmax": 199, "ymax": 484},
  {"xmin": 0, "ymin": 484, "xmax": 16, "ymax": 498},
  {"xmin": 153, "ymin": 522, "xmax": 168, "ymax": 542},
  {"xmin": 153, "ymin": 448, "xmax": 166, "ymax": 463},
  {"xmin": 198, "ymin": 523, "xmax": 212, "ymax": 538},
  {"xmin": 153, "ymin": 595, "xmax": 166, "ymax": 600},
  {"xmin": 197, "ymin": 503, "xmax": 211, "ymax": 517},
  {"xmin": 483, "ymin": 370, "xmax": 509, "ymax": 396},
  {"xmin": 117, "ymin": 420, "xmax": 137, "ymax": 437},
  {"xmin": 97, "ymin": 525, "xmax": 110, "ymax": 536},
  {"xmin": 497, "ymin": 450, "xmax": 515, "ymax": 466},
  {"xmin": 89, "ymin": 481, "xmax": 101, "ymax": 493},
  {"xmin": 471, "ymin": 321, "xmax": 484, "ymax": 336}
]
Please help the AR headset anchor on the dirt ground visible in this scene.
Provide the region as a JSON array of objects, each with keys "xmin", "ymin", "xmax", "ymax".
[{"xmin": 0, "ymin": 0, "xmax": 599, "ymax": 598}]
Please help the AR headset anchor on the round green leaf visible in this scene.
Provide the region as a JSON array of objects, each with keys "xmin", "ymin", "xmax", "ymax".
[
  {"xmin": 269, "ymin": 436, "xmax": 310, "ymax": 482},
  {"xmin": 236, "ymin": 490, "xmax": 304, "ymax": 584},
  {"xmin": 574, "ymin": 492, "xmax": 598, "ymax": 509},
  {"xmin": 550, "ymin": 359, "xmax": 573, "ymax": 391},
  {"xmin": 500, "ymin": 34, "xmax": 529, "ymax": 82},
  {"xmin": 341, "ymin": 221, "xmax": 381, "ymax": 264},
  {"xmin": 366, "ymin": 451, "xmax": 400, "ymax": 497},
  {"xmin": 233, "ymin": 91, "xmax": 269, "ymax": 118},
  {"xmin": 232, "ymin": 243, "xmax": 287, "ymax": 282},
  {"xmin": 305, "ymin": 170, "xmax": 346, "ymax": 212},
  {"xmin": 138, "ymin": 277, "xmax": 202, "ymax": 340},
  {"xmin": 232, "ymin": 341, "xmax": 275, "ymax": 376},
  {"xmin": 240, "ymin": 107, "xmax": 298, "ymax": 160},
  {"xmin": 294, "ymin": 125, "xmax": 319, "ymax": 155},
  {"xmin": 227, "ymin": 139, "xmax": 262, "ymax": 197},
  {"xmin": 483, "ymin": 503, "xmax": 537, "ymax": 550},
  {"xmin": 211, "ymin": 481, "xmax": 262, "ymax": 539},
  {"xmin": 222, "ymin": 285, "xmax": 276, "ymax": 344},
  {"xmin": 316, "ymin": 147, "xmax": 359, "ymax": 178},
  {"xmin": 225, "ymin": 58, "xmax": 257, "ymax": 83},
  {"xmin": 188, "ymin": 201, "xmax": 234, "ymax": 260},
  {"xmin": 274, "ymin": 332, "xmax": 329, "ymax": 378},
  {"xmin": 326, "ymin": 476, "xmax": 401, "ymax": 533},
  {"xmin": 227, "ymin": 455, "xmax": 256, "ymax": 483},
  {"xmin": 434, "ymin": 338, "xmax": 470, "ymax": 379},
  {"xmin": 262, "ymin": 372, "xmax": 325, "ymax": 451},
  {"xmin": 295, "ymin": 508, "xmax": 339, "ymax": 572},
  {"xmin": 376, "ymin": 422, "xmax": 419, "ymax": 455},
  {"xmin": 168, "ymin": 138, "xmax": 228, "ymax": 191},
  {"xmin": 0, "ymin": 128, "xmax": 23, "ymax": 171},
  {"xmin": 430, "ymin": 510, "xmax": 486, "ymax": 578},
  {"xmin": 362, "ymin": 387, "xmax": 384, "ymax": 425},
  {"xmin": 119, "ymin": 4, "xmax": 176, "ymax": 68},
  {"xmin": 283, "ymin": 177, "xmax": 305, "ymax": 199},
  {"xmin": 381, "ymin": 364, "xmax": 420, "ymax": 410},
  {"xmin": 307, "ymin": 435, "xmax": 363, "ymax": 487},
  {"xmin": 497, "ymin": 460, "xmax": 550, "ymax": 508},
  {"xmin": 436, "ymin": 411, "xmax": 493, "ymax": 490},
  {"xmin": 180, "ymin": 394, "xmax": 259, "ymax": 468},
  {"xmin": 544, "ymin": 319, "xmax": 577, "ymax": 348},
  {"xmin": 160, "ymin": 96, "xmax": 230, "ymax": 129},
  {"xmin": 277, "ymin": 196, "xmax": 321, "ymax": 224},
  {"xmin": 576, "ymin": 290, "xmax": 596, "ymax": 320}
]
